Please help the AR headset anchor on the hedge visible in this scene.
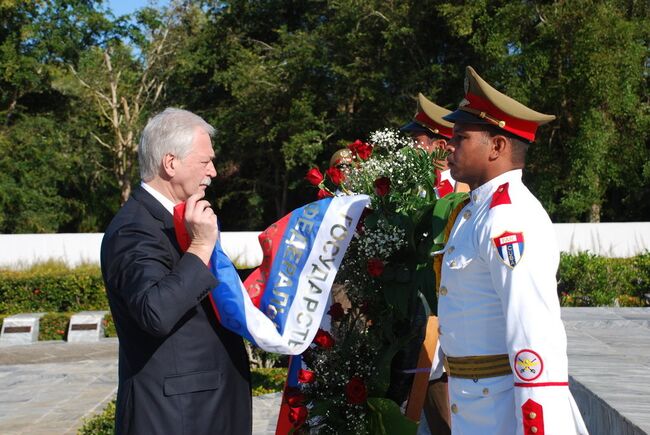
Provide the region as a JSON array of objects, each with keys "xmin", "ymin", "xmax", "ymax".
[
  {"xmin": 1, "ymin": 254, "xmax": 649, "ymax": 319},
  {"xmin": 36, "ymin": 312, "xmax": 118, "ymax": 341},
  {"xmin": 558, "ymin": 252, "xmax": 650, "ymax": 306},
  {"xmin": 0, "ymin": 261, "xmax": 107, "ymax": 314}
]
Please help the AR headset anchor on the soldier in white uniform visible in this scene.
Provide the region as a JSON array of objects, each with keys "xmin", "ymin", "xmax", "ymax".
[
  {"xmin": 400, "ymin": 93, "xmax": 469, "ymax": 435},
  {"xmin": 400, "ymin": 93, "xmax": 469, "ymax": 198},
  {"xmin": 437, "ymin": 66, "xmax": 589, "ymax": 434}
]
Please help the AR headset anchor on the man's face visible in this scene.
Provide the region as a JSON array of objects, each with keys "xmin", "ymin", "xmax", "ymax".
[
  {"xmin": 171, "ymin": 128, "xmax": 217, "ymax": 202},
  {"xmin": 412, "ymin": 132, "xmax": 449, "ymax": 169},
  {"xmin": 412, "ymin": 132, "xmax": 435, "ymax": 153},
  {"xmin": 445, "ymin": 122, "xmax": 490, "ymax": 189}
]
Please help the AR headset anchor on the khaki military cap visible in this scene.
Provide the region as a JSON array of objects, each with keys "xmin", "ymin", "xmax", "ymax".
[
  {"xmin": 400, "ymin": 93, "xmax": 454, "ymax": 139},
  {"xmin": 443, "ymin": 66, "xmax": 555, "ymax": 142}
]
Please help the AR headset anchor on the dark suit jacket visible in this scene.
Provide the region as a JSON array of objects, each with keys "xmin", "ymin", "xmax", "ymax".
[{"xmin": 101, "ymin": 186, "xmax": 251, "ymax": 435}]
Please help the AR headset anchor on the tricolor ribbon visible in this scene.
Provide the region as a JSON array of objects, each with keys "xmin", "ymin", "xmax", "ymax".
[{"xmin": 172, "ymin": 194, "xmax": 369, "ymax": 355}]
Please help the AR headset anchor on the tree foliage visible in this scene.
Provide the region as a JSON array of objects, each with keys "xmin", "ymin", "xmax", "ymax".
[{"xmin": 0, "ymin": 0, "xmax": 648, "ymax": 233}]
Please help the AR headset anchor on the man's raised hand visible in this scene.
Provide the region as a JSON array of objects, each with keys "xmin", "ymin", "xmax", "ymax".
[{"xmin": 184, "ymin": 191, "xmax": 219, "ymax": 265}]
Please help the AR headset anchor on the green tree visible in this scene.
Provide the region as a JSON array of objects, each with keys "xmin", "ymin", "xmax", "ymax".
[
  {"xmin": 420, "ymin": 0, "xmax": 650, "ymax": 222},
  {"xmin": 66, "ymin": 3, "xmax": 194, "ymax": 205},
  {"xmin": 167, "ymin": 0, "xmax": 478, "ymax": 229},
  {"xmin": 1, "ymin": 0, "xmax": 648, "ymax": 232},
  {"xmin": 0, "ymin": 0, "xmax": 127, "ymax": 232}
]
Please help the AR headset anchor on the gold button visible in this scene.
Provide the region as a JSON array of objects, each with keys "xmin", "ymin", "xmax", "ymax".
[
  {"xmin": 528, "ymin": 412, "xmax": 537, "ymax": 419},
  {"xmin": 463, "ymin": 210, "xmax": 471, "ymax": 219},
  {"xmin": 449, "ymin": 260, "xmax": 457, "ymax": 268},
  {"xmin": 451, "ymin": 403, "xmax": 458, "ymax": 414},
  {"xmin": 439, "ymin": 286, "xmax": 448, "ymax": 296},
  {"xmin": 447, "ymin": 246, "xmax": 455, "ymax": 254},
  {"xmin": 530, "ymin": 427, "xmax": 538, "ymax": 434},
  {"xmin": 482, "ymin": 388, "xmax": 489, "ymax": 396}
]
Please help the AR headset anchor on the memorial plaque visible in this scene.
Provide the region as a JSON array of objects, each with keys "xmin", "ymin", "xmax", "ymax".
[
  {"xmin": 67, "ymin": 311, "xmax": 108, "ymax": 342},
  {"xmin": 0, "ymin": 313, "xmax": 45, "ymax": 345}
]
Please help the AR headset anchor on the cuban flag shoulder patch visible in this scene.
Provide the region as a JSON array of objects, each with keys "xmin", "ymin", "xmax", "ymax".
[{"xmin": 492, "ymin": 231, "xmax": 524, "ymax": 268}]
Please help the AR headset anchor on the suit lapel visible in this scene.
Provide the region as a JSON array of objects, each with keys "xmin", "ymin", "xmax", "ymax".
[{"xmin": 131, "ymin": 185, "xmax": 183, "ymax": 253}]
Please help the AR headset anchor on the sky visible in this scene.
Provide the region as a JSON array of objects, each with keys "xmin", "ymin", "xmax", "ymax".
[{"xmin": 104, "ymin": 0, "xmax": 168, "ymax": 17}]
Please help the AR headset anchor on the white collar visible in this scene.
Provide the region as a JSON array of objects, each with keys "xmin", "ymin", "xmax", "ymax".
[
  {"xmin": 470, "ymin": 169, "xmax": 522, "ymax": 204},
  {"xmin": 141, "ymin": 181, "xmax": 176, "ymax": 215}
]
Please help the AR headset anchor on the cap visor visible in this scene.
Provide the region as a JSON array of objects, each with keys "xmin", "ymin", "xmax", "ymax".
[
  {"xmin": 399, "ymin": 121, "xmax": 432, "ymax": 134},
  {"xmin": 442, "ymin": 109, "xmax": 490, "ymax": 125}
]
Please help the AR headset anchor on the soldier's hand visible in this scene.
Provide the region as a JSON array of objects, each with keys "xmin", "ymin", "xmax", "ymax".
[{"xmin": 184, "ymin": 191, "xmax": 219, "ymax": 265}]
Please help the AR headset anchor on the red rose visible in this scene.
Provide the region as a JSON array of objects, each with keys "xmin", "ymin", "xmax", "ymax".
[
  {"xmin": 356, "ymin": 207, "xmax": 373, "ymax": 234},
  {"xmin": 348, "ymin": 139, "xmax": 373, "ymax": 160},
  {"xmin": 327, "ymin": 302, "xmax": 345, "ymax": 321},
  {"xmin": 317, "ymin": 189, "xmax": 333, "ymax": 199},
  {"xmin": 374, "ymin": 176, "xmax": 391, "ymax": 196},
  {"xmin": 312, "ymin": 328, "xmax": 335, "ymax": 349},
  {"xmin": 305, "ymin": 167, "xmax": 324, "ymax": 186},
  {"xmin": 326, "ymin": 166, "xmax": 345, "ymax": 185},
  {"xmin": 288, "ymin": 405, "xmax": 308, "ymax": 428},
  {"xmin": 367, "ymin": 258, "xmax": 384, "ymax": 277},
  {"xmin": 33, "ymin": 288, "xmax": 41, "ymax": 295},
  {"xmin": 345, "ymin": 376, "xmax": 368, "ymax": 404},
  {"xmin": 297, "ymin": 369, "xmax": 316, "ymax": 383},
  {"xmin": 285, "ymin": 389, "xmax": 305, "ymax": 406}
]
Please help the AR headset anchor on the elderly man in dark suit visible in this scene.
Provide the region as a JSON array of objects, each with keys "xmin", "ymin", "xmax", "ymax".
[{"xmin": 101, "ymin": 108, "xmax": 251, "ymax": 434}]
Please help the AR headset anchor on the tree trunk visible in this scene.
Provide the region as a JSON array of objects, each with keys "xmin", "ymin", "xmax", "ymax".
[
  {"xmin": 120, "ymin": 178, "xmax": 132, "ymax": 205},
  {"xmin": 589, "ymin": 203, "xmax": 601, "ymax": 223}
]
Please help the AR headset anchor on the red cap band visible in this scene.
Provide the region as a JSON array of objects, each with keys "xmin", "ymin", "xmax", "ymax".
[
  {"xmin": 465, "ymin": 92, "xmax": 539, "ymax": 142},
  {"xmin": 414, "ymin": 111, "xmax": 453, "ymax": 139}
]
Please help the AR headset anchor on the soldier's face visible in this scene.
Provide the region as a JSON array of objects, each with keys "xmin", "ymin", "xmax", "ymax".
[
  {"xmin": 446, "ymin": 122, "xmax": 491, "ymax": 189},
  {"xmin": 412, "ymin": 133, "xmax": 449, "ymax": 168},
  {"xmin": 412, "ymin": 133, "xmax": 434, "ymax": 153}
]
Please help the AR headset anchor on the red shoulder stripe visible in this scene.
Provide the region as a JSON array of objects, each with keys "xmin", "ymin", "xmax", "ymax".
[{"xmin": 490, "ymin": 182, "xmax": 511, "ymax": 209}]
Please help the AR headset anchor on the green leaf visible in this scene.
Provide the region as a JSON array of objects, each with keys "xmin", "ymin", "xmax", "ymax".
[
  {"xmin": 382, "ymin": 282, "xmax": 411, "ymax": 318},
  {"xmin": 381, "ymin": 263, "xmax": 396, "ymax": 281},
  {"xmin": 308, "ymin": 398, "xmax": 334, "ymax": 418},
  {"xmin": 431, "ymin": 193, "xmax": 469, "ymax": 245},
  {"xmin": 367, "ymin": 398, "xmax": 418, "ymax": 435},
  {"xmin": 414, "ymin": 267, "xmax": 437, "ymax": 315},
  {"xmin": 395, "ymin": 265, "xmax": 411, "ymax": 283},
  {"xmin": 412, "ymin": 204, "xmax": 435, "ymax": 236},
  {"xmin": 370, "ymin": 332, "xmax": 415, "ymax": 397},
  {"xmin": 365, "ymin": 211, "xmax": 380, "ymax": 230}
]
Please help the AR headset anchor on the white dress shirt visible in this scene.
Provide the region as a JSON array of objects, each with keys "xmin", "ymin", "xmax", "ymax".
[{"xmin": 141, "ymin": 181, "xmax": 175, "ymax": 215}]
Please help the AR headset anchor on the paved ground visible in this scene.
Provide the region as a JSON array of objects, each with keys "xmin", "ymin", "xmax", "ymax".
[
  {"xmin": 0, "ymin": 308, "xmax": 648, "ymax": 434},
  {"xmin": 563, "ymin": 307, "xmax": 650, "ymax": 435},
  {"xmin": 0, "ymin": 338, "xmax": 282, "ymax": 435},
  {"xmin": 0, "ymin": 340, "xmax": 119, "ymax": 435}
]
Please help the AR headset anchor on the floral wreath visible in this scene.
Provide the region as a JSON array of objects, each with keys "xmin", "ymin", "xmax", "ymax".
[{"xmin": 292, "ymin": 129, "xmax": 467, "ymax": 434}]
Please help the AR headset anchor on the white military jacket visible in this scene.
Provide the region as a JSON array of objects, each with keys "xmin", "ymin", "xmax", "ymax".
[
  {"xmin": 438, "ymin": 170, "xmax": 588, "ymax": 434},
  {"xmin": 429, "ymin": 168, "xmax": 456, "ymax": 380}
]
